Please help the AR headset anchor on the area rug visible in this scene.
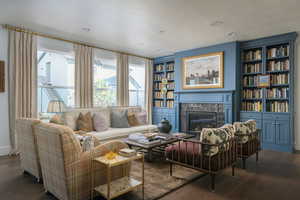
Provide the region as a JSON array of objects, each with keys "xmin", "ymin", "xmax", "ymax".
[{"xmin": 96, "ymin": 160, "xmax": 205, "ymax": 200}]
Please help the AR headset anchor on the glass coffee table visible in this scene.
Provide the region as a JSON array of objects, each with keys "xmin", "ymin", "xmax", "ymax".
[{"xmin": 123, "ymin": 133, "xmax": 193, "ymax": 162}]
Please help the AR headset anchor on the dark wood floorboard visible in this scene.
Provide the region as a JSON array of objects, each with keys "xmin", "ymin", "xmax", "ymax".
[{"xmin": 0, "ymin": 150, "xmax": 300, "ymax": 200}]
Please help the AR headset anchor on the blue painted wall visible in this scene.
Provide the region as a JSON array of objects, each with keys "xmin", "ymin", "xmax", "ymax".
[{"xmin": 174, "ymin": 41, "xmax": 239, "ymax": 92}]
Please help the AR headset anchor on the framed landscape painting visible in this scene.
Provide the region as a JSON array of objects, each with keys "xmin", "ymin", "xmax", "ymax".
[{"xmin": 182, "ymin": 52, "xmax": 224, "ymax": 89}]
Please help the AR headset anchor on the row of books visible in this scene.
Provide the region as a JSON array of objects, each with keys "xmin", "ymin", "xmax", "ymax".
[
  {"xmin": 244, "ymin": 63, "xmax": 262, "ymax": 73},
  {"xmin": 166, "ymin": 82, "xmax": 175, "ymax": 89},
  {"xmin": 267, "ymin": 101, "xmax": 289, "ymax": 112},
  {"xmin": 266, "ymin": 88, "xmax": 289, "ymax": 99},
  {"xmin": 242, "ymin": 89, "xmax": 263, "ymax": 99},
  {"xmin": 154, "ymin": 82, "xmax": 175, "ymax": 90},
  {"xmin": 155, "ymin": 64, "xmax": 164, "ymax": 72},
  {"xmin": 153, "ymin": 100, "xmax": 164, "ymax": 107},
  {"xmin": 244, "ymin": 49, "xmax": 262, "ymax": 61},
  {"xmin": 154, "ymin": 91, "xmax": 164, "ymax": 98},
  {"xmin": 166, "ymin": 100, "xmax": 174, "ymax": 108},
  {"xmin": 243, "ymin": 76, "xmax": 259, "ymax": 87},
  {"xmin": 167, "ymin": 91, "xmax": 174, "ymax": 98},
  {"xmin": 154, "ymin": 74, "xmax": 163, "ymax": 81},
  {"xmin": 270, "ymin": 74, "xmax": 289, "ymax": 85},
  {"xmin": 166, "ymin": 72, "xmax": 174, "ymax": 80},
  {"xmin": 242, "ymin": 101, "xmax": 262, "ymax": 112},
  {"xmin": 267, "ymin": 45, "xmax": 289, "ymax": 58},
  {"xmin": 166, "ymin": 63, "xmax": 174, "ymax": 71},
  {"xmin": 267, "ymin": 60, "xmax": 289, "ymax": 71}
]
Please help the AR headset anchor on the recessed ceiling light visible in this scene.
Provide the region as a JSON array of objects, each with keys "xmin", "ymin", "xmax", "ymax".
[
  {"xmin": 82, "ymin": 27, "xmax": 91, "ymax": 32},
  {"xmin": 159, "ymin": 30, "xmax": 165, "ymax": 34},
  {"xmin": 210, "ymin": 21, "xmax": 224, "ymax": 27}
]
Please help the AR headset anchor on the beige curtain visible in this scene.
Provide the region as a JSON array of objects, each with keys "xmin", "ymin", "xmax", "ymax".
[
  {"xmin": 117, "ymin": 53, "xmax": 129, "ymax": 106},
  {"xmin": 74, "ymin": 44, "xmax": 93, "ymax": 108},
  {"xmin": 145, "ymin": 59, "xmax": 153, "ymax": 124},
  {"xmin": 8, "ymin": 30, "xmax": 38, "ymax": 154}
]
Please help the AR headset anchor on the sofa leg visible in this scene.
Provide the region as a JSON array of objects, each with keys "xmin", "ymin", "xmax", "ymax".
[
  {"xmin": 169, "ymin": 163, "xmax": 173, "ymax": 176},
  {"xmin": 232, "ymin": 164, "xmax": 235, "ymax": 176},
  {"xmin": 256, "ymin": 152, "xmax": 259, "ymax": 162},
  {"xmin": 210, "ymin": 174, "xmax": 215, "ymax": 191},
  {"xmin": 243, "ymin": 158, "xmax": 246, "ymax": 169}
]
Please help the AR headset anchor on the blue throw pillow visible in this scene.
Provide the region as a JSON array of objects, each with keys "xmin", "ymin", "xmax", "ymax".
[{"xmin": 111, "ymin": 110, "xmax": 130, "ymax": 128}]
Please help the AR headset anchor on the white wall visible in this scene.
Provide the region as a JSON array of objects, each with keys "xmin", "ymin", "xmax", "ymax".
[{"xmin": 0, "ymin": 27, "xmax": 10, "ymax": 155}]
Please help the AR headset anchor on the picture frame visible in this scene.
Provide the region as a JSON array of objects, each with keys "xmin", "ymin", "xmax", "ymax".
[
  {"xmin": 182, "ymin": 52, "xmax": 224, "ymax": 89},
  {"xmin": 258, "ymin": 74, "xmax": 270, "ymax": 88},
  {"xmin": 0, "ymin": 61, "xmax": 4, "ymax": 92}
]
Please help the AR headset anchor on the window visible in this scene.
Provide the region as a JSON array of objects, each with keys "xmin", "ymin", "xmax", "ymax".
[
  {"xmin": 93, "ymin": 49, "xmax": 117, "ymax": 107},
  {"xmin": 37, "ymin": 38, "xmax": 75, "ymax": 117},
  {"xmin": 129, "ymin": 56, "xmax": 146, "ymax": 108}
]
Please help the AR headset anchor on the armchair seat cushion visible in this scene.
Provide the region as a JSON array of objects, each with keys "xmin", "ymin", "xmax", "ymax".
[{"xmin": 165, "ymin": 141, "xmax": 232, "ymax": 172}]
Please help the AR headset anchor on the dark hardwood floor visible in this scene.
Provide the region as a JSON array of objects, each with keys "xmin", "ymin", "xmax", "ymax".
[{"xmin": 1, "ymin": 150, "xmax": 300, "ymax": 200}]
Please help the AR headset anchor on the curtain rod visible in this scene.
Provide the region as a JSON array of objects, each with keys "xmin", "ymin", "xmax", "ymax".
[{"xmin": 2, "ymin": 24, "xmax": 153, "ymax": 60}]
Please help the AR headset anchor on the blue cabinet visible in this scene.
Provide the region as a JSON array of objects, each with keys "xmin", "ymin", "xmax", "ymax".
[
  {"xmin": 152, "ymin": 107, "xmax": 176, "ymax": 132},
  {"xmin": 276, "ymin": 120, "xmax": 290, "ymax": 145},
  {"xmin": 262, "ymin": 120, "xmax": 276, "ymax": 144}
]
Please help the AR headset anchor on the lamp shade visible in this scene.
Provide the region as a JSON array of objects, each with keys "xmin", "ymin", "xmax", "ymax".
[{"xmin": 47, "ymin": 100, "xmax": 65, "ymax": 113}]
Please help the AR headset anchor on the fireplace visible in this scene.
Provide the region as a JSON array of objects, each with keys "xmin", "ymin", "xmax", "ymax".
[{"xmin": 180, "ymin": 103, "xmax": 224, "ymax": 136}]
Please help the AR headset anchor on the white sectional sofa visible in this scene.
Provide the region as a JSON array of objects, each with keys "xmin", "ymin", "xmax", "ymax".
[{"xmin": 60, "ymin": 106, "xmax": 157, "ymax": 143}]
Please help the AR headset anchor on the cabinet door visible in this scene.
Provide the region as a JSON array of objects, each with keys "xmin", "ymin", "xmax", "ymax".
[
  {"xmin": 276, "ymin": 120, "xmax": 290, "ymax": 145},
  {"xmin": 262, "ymin": 120, "xmax": 276, "ymax": 144}
]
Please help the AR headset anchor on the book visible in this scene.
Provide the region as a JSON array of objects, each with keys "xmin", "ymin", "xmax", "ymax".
[{"xmin": 119, "ymin": 148, "xmax": 137, "ymax": 157}]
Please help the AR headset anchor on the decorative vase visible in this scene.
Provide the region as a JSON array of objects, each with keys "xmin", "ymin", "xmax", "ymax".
[{"xmin": 158, "ymin": 118, "xmax": 172, "ymax": 133}]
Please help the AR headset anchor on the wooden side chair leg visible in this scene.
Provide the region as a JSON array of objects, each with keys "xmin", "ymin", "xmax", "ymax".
[
  {"xmin": 256, "ymin": 152, "xmax": 259, "ymax": 162},
  {"xmin": 242, "ymin": 158, "xmax": 246, "ymax": 169},
  {"xmin": 210, "ymin": 174, "xmax": 215, "ymax": 191},
  {"xmin": 169, "ymin": 163, "xmax": 173, "ymax": 176},
  {"xmin": 232, "ymin": 164, "xmax": 235, "ymax": 176}
]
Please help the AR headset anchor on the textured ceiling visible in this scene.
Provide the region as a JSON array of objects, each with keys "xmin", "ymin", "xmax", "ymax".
[{"xmin": 0, "ymin": 0, "xmax": 299, "ymax": 58}]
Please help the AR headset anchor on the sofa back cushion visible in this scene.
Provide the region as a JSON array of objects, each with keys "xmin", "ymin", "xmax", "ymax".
[
  {"xmin": 61, "ymin": 108, "xmax": 110, "ymax": 130},
  {"xmin": 111, "ymin": 110, "xmax": 130, "ymax": 128},
  {"xmin": 127, "ymin": 113, "xmax": 140, "ymax": 127},
  {"xmin": 93, "ymin": 112, "xmax": 110, "ymax": 132},
  {"xmin": 200, "ymin": 128, "xmax": 230, "ymax": 156},
  {"xmin": 221, "ymin": 124, "xmax": 235, "ymax": 138},
  {"xmin": 233, "ymin": 121, "xmax": 253, "ymax": 143}
]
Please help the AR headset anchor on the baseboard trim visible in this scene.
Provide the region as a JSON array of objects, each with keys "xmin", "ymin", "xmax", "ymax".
[{"xmin": 0, "ymin": 145, "xmax": 11, "ymax": 156}]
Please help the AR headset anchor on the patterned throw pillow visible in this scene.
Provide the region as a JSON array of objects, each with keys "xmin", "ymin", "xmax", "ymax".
[
  {"xmin": 200, "ymin": 128, "xmax": 230, "ymax": 156},
  {"xmin": 75, "ymin": 135, "xmax": 94, "ymax": 152},
  {"xmin": 111, "ymin": 110, "xmax": 130, "ymax": 128},
  {"xmin": 93, "ymin": 112, "xmax": 109, "ymax": 132},
  {"xmin": 127, "ymin": 113, "xmax": 140, "ymax": 127},
  {"xmin": 233, "ymin": 122, "xmax": 252, "ymax": 143},
  {"xmin": 135, "ymin": 111, "xmax": 148, "ymax": 125},
  {"xmin": 77, "ymin": 112, "xmax": 94, "ymax": 132},
  {"xmin": 221, "ymin": 124, "xmax": 235, "ymax": 138}
]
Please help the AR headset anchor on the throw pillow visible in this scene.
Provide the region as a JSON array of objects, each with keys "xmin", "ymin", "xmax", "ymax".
[
  {"xmin": 75, "ymin": 134, "xmax": 94, "ymax": 152},
  {"xmin": 93, "ymin": 112, "xmax": 109, "ymax": 132},
  {"xmin": 127, "ymin": 113, "xmax": 140, "ymax": 126},
  {"xmin": 111, "ymin": 110, "xmax": 130, "ymax": 128},
  {"xmin": 77, "ymin": 112, "xmax": 94, "ymax": 132},
  {"xmin": 135, "ymin": 111, "xmax": 147, "ymax": 125},
  {"xmin": 49, "ymin": 114, "xmax": 64, "ymax": 125}
]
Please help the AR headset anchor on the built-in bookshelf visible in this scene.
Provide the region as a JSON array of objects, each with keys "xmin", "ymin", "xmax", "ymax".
[
  {"xmin": 153, "ymin": 61, "xmax": 175, "ymax": 108},
  {"xmin": 241, "ymin": 44, "xmax": 291, "ymax": 113}
]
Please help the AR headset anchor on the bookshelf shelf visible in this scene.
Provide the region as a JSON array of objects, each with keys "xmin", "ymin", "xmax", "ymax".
[{"xmin": 267, "ymin": 56, "xmax": 289, "ymax": 61}]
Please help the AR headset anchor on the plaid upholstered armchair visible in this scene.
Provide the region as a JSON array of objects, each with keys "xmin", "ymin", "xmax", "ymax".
[
  {"xmin": 16, "ymin": 118, "xmax": 42, "ymax": 182},
  {"xmin": 34, "ymin": 122, "xmax": 131, "ymax": 200}
]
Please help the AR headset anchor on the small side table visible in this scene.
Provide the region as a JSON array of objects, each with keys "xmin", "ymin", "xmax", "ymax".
[{"xmin": 91, "ymin": 153, "xmax": 144, "ymax": 200}]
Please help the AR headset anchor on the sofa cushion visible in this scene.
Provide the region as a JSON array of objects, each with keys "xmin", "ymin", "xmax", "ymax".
[
  {"xmin": 89, "ymin": 125, "xmax": 158, "ymax": 142},
  {"xmin": 93, "ymin": 112, "xmax": 110, "ymax": 132},
  {"xmin": 127, "ymin": 113, "xmax": 140, "ymax": 126},
  {"xmin": 135, "ymin": 111, "xmax": 147, "ymax": 125},
  {"xmin": 233, "ymin": 122, "xmax": 252, "ymax": 143},
  {"xmin": 199, "ymin": 128, "xmax": 230, "ymax": 156},
  {"xmin": 111, "ymin": 110, "xmax": 130, "ymax": 128},
  {"xmin": 221, "ymin": 124, "xmax": 235, "ymax": 138},
  {"xmin": 77, "ymin": 112, "xmax": 94, "ymax": 132}
]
